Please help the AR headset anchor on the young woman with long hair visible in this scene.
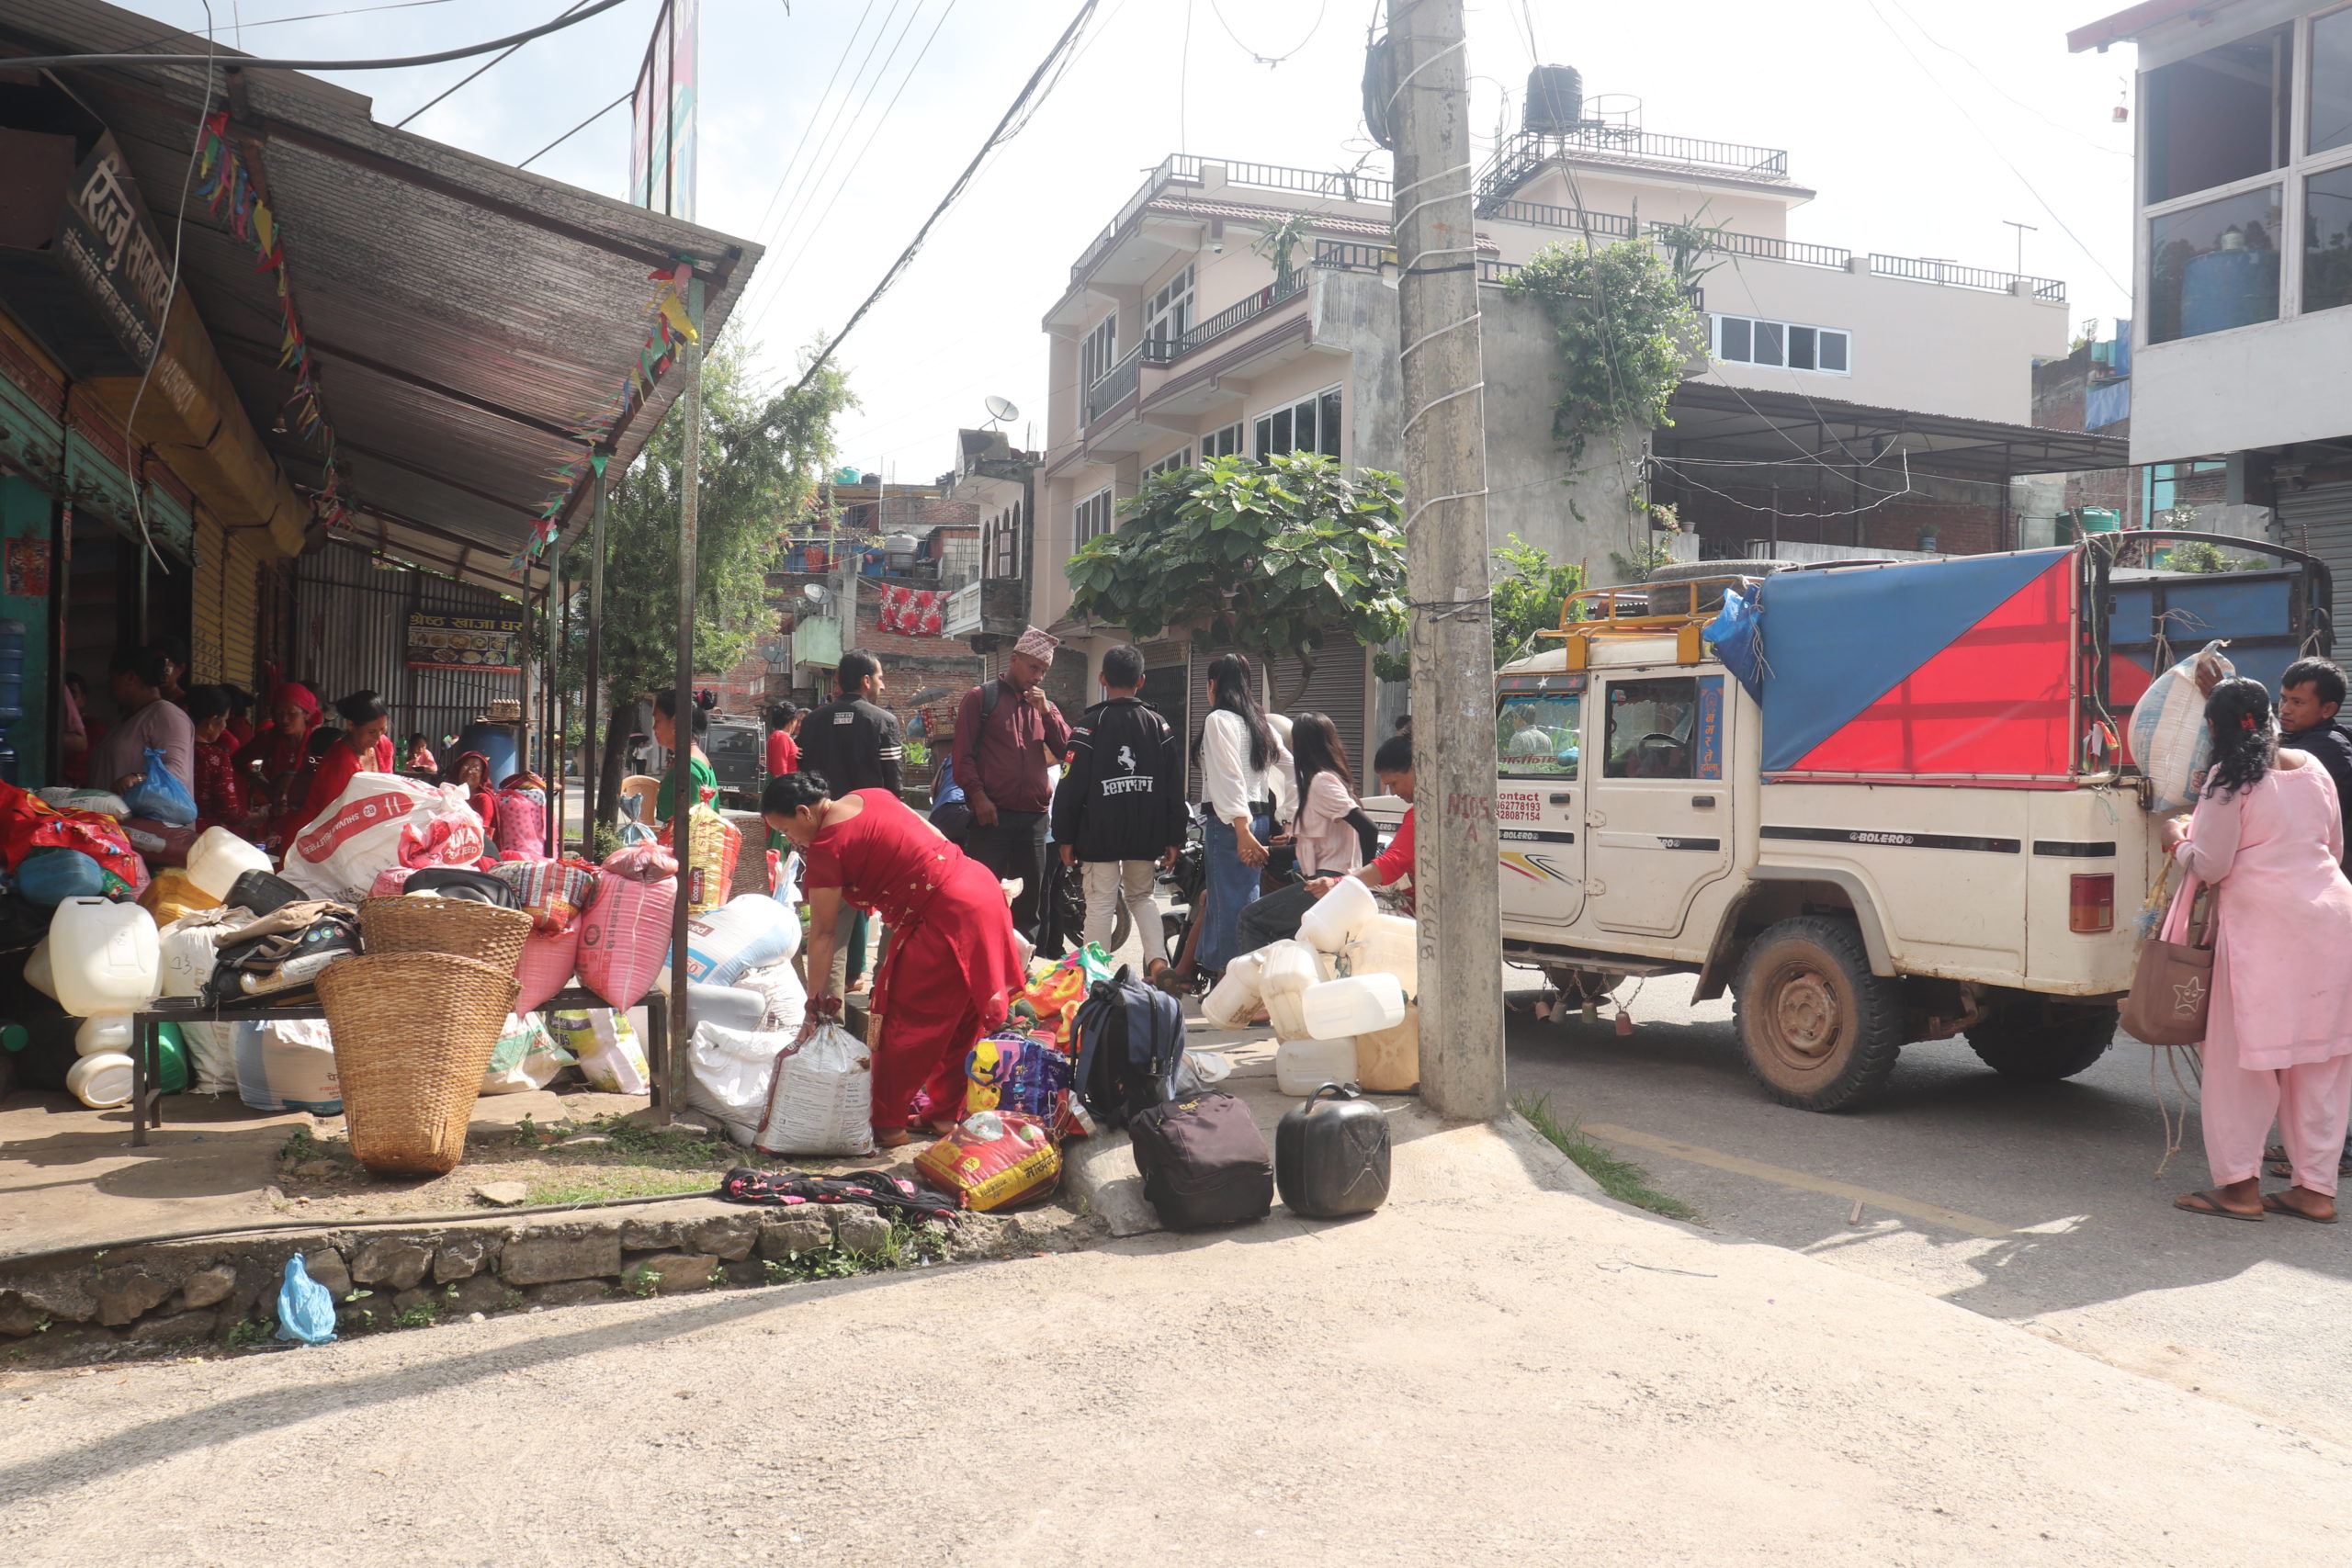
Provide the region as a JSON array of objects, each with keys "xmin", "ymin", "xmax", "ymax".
[
  {"xmin": 2165, "ymin": 676, "xmax": 2352, "ymax": 1223},
  {"xmin": 1186, "ymin": 653, "xmax": 1295, "ymax": 982},
  {"xmin": 1229, "ymin": 710, "xmax": 1385, "ymax": 957}
]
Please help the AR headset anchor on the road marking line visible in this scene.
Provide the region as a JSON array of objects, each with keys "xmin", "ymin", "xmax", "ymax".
[{"xmin": 1580, "ymin": 1122, "xmax": 2014, "ymax": 1238}]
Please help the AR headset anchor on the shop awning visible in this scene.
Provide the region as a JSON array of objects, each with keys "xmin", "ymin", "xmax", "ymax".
[
  {"xmin": 0, "ymin": 1, "xmax": 762, "ymax": 600},
  {"xmin": 1664, "ymin": 383, "xmax": 2132, "ymax": 480}
]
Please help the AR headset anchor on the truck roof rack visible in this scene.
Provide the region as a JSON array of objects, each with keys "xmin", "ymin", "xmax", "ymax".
[{"xmin": 1542, "ymin": 574, "xmax": 1764, "ymax": 669}]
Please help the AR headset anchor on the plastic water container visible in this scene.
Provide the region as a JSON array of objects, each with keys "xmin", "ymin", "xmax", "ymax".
[
  {"xmin": 1302, "ymin": 972, "xmax": 1407, "ymax": 1040},
  {"xmin": 23, "ymin": 936, "xmax": 55, "ymax": 1000},
  {"xmin": 74, "ymin": 1015, "xmax": 135, "ymax": 1056},
  {"xmin": 1297, "ymin": 874, "xmax": 1375, "ymax": 953},
  {"xmin": 1275, "ymin": 1035, "xmax": 1359, "ymax": 1097},
  {"xmin": 1201, "ymin": 948, "xmax": 1270, "ymax": 1029},
  {"xmin": 66, "ymin": 1052, "xmax": 135, "ymax": 1109},
  {"xmin": 187, "ymin": 826, "xmax": 273, "ymax": 902},
  {"xmin": 1257, "ymin": 942, "xmax": 1320, "ymax": 1039},
  {"xmin": 50, "ymin": 898, "xmax": 161, "ymax": 1019},
  {"xmin": 1340, "ymin": 913, "xmax": 1419, "ymax": 994}
]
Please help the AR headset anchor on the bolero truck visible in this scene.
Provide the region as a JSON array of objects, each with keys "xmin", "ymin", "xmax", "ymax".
[{"xmin": 1488, "ymin": 536, "xmax": 2332, "ymax": 1111}]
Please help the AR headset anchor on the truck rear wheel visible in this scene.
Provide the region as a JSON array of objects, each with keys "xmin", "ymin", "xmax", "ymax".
[
  {"xmin": 1963, "ymin": 1005, "xmax": 2118, "ymax": 1081},
  {"xmin": 1733, "ymin": 916, "xmax": 1905, "ymax": 1111}
]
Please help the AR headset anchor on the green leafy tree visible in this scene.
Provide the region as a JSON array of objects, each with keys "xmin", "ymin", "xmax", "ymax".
[
  {"xmin": 1506, "ymin": 237, "xmax": 1702, "ymax": 467},
  {"xmin": 1490, "ymin": 535, "xmax": 1586, "ymax": 669},
  {"xmin": 1066, "ymin": 452, "xmax": 1406, "ymax": 710},
  {"xmin": 556, "ymin": 335, "xmax": 854, "ymax": 821}
]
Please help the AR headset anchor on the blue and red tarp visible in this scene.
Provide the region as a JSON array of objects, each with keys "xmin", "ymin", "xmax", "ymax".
[{"xmin": 1756, "ymin": 549, "xmax": 2076, "ymax": 783}]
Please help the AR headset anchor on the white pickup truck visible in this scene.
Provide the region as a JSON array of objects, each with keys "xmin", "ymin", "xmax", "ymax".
[{"xmin": 1487, "ymin": 536, "xmax": 2332, "ymax": 1110}]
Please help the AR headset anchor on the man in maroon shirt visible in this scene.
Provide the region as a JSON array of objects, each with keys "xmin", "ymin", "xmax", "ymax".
[{"xmin": 954, "ymin": 626, "xmax": 1072, "ymax": 942}]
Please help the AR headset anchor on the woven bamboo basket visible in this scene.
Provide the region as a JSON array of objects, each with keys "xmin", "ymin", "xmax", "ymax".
[
  {"xmin": 360, "ymin": 896, "xmax": 532, "ymax": 976},
  {"xmin": 317, "ymin": 952, "xmax": 520, "ymax": 1177}
]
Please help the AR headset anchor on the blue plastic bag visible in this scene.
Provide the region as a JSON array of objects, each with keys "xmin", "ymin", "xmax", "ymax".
[
  {"xmin": 275, "ymin": 1254, "xmax": 337, "ymax": 1344},
  {"xmin": 16, "ymin": 847, "xmax": 110, "ymax": 906},
  {"xmin": 1703, "ymin": 586, "xmax": 1765, "ymax": 705},
  {"xmin": 126, "ymin": 747, "xmax": 198, "ymax": 827}
]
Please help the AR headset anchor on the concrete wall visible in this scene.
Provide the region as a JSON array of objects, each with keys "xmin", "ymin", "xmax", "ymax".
[{"xmin": 2130, "ymin": 309, "xmax": 2352, "ymax": 464}]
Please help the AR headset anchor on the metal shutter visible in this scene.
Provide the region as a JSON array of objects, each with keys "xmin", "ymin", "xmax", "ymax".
[
  {"xmin": 2276, "ymin": 481, "xmax": 2352, "ymax": 649},
  {"xmin": 1186, "ymin": 644, "xmax": 1374, "ymax": 798}
]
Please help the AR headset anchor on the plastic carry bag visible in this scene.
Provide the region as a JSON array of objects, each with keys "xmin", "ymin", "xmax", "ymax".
[
  {"xmin": 549, "ymin": 1008, "xmax": 648, "ymax": 1095},
  {"xmin": 275, "ymin": 1255, "xmax": 337, "ymax": 1345},
  {"xmin": 752, "ymin": 1020, "xmax": 876, "ymax": 1157},
  {"xmin": 0, "ymin": 782, "xmax": 145, "ymax": 891},
  {"xmin": 281, "ymin": 773, "xmax": 475, "ymax": 899},
  {"xmin": 660, "ymin": 803, "xmax": 741, "ymax": 914},
  {"xmin": 964, "ymin": 1032, "xmax": 1077, "ymax": 1131},
  {"xmin": 125, "ymin": 748, "xmax": 198, "ymax": 826},
  {"xmin": 914, "ymin": 1111, "xmax": 1060, "ymax": 1212},
  {"xmin": 481, "ymin": 1012, "xmax": 575, "ymax": 1095},
  {"xmin": 686, "ymin": 1021, "xmax": 786, "ymax": 1145},
  {"xmin": 491, "ymin": 858, "xmax": 599, "ymax": 932},
  {"xmin": 2128, "ymin": 640, "xmax": 2234, "ymax": 813}
]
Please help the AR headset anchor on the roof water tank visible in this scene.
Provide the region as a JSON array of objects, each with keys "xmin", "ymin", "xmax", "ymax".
[{"xmin": 1524, "ymin": 65, "xmax": 1583, "ymax": 136}]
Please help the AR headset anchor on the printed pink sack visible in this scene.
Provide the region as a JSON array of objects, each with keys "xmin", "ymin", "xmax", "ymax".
[
  {"xmin": 515, "ymin": 926, "xmax": 581, "ymax": 1014},
  {"xmin": 399, "ymin": 803, "xmax": 486, "ymax": 870},
  {"xmin": 368, "ymin": 865, "xmax": 418, "ymax": 898},
  {"xmin": 495, "ymin": 788, "xmax": 548, "ymax": 858},
  {"xmin": 576, "ymin": 864, "xmax": 676, "ymax": 1008}
]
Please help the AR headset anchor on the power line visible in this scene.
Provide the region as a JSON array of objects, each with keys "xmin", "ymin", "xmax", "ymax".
[
  {"xmin": 3, "ymin": 0, "xmax": 633, "ymax": 71},
  {"xmin": 1207, "ymin": 0, "xmax": 1326, "ymax": 66},
  {"xmin": 395, "ymin": 0, "xmax": 597, "ymax": 128},
  {"xmin": 1878, "ymin": 0, "xmax": 2130, "ymax": 161},
  {"xmin": 743, "ymin": 0, "xmax": 881, "ymax": 243},
  {"xmin": 515, "ymin": 87, "xmax": 630, "ymax": 169},
  {"xmin": 786, "ymin": 0, "xmax": 1104, "ymax": 400}
]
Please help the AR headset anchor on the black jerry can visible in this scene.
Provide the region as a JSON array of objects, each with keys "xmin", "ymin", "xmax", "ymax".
[{"xmin": 1274, "ymin": 1084, "xmax": 1391, "ymax": 1218}]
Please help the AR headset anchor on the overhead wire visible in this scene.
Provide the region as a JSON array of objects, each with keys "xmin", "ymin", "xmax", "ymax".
[
  {"xmin": 395, "ymin": 0, "xmax": 598, "ymax": 128},
  {"xmin": 514, "ymin": 87, "xmax": 631, "ymax": 169},
  {"xmin": 1206, "ymin": 0, "xmax": 1327, "ymax": 66},
  {"xmin": 743, "ymin": 0, "xmax": 881, "ymax": 243},
  {"xmin": 1, "ymin": 0, "xmax": 634, "ymax": 71},
  {"xmin": 1878, "ymin": 0, "xmax": 2130, "ymax": 160}
]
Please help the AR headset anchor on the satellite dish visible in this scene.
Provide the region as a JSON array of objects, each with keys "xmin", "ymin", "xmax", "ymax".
[
  {"xmin": 983, "ymin": 395, "xmax": 1020, "ymax": 427},
  {"xmin": 802, "ymin": 582, "xmax": 831, "ymax": 604}
]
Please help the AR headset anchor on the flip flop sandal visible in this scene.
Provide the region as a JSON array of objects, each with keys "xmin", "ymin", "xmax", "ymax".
[
  {"xmin": 2261, "ymin": 1192, "xmax": 2341, "ymax": 1224},
  {"xmin": 2174, "ymin": 1189, "xmax": 2265, "ymax": 1221}
]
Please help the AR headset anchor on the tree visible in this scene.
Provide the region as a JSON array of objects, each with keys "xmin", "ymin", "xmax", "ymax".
[
  {"xmin": 1489, "ymin": 535, "xmax": 1586, "ymax": 669},
  {"xmin": 1066, "ymin": 452, "xmax": 1407, "ymax": 711},
  {"xmin": 1506, "ymin": 237, "xmax": 1702, "ymax": 468},
  {"xmin": 556, "ymin": 335, "xmax": 854, "ymax": 823}
]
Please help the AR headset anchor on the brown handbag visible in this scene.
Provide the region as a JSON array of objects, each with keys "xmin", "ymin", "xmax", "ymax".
[{"xmin": 2120, "ymin": 873, "xmax": 2214, "ymax": 1046}]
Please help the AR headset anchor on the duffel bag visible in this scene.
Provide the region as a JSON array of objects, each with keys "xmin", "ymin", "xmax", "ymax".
[{"xmin": 1127, "ymin": 1089, "xmax": 1272, "ymax": 1230}]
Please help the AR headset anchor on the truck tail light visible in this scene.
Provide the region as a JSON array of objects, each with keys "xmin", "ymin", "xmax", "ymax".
[{"xmin": 2070, "ymin": 874, "xmax": 2114, "ymax": 933}]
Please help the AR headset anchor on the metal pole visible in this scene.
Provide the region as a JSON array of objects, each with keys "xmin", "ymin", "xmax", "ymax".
[
  {"xmin": 557, "ymin": 543, "xmax": 571, "ymax": 854},
  {"xmin": 584, "ymin": 452, "xmax": 607, "ymax": 833},
  {"xmin": 665, "ymin": 271, "xmax": 706, "ymax": 1124},
  {"xmin": 1387, "ymin": 0, "xmax": 1503, "ymax": 1121},
  {"xmin": 544, "ymin": 532, "xmax": 564, "ymax": 856}
]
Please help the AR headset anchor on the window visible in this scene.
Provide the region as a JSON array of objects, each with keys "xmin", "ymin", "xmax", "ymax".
[
  {"xmin": 1145, "ymin": 265, "xmax": 1194, "ymax": 350},
  {"xmin": 985, "ymin": 501, "xmax": 1022, "ymax": 579},
  {"xmin": 1602, "ymin": 677, "xmax": 1699, "ymax": 781},
  {"xmin": 2148, "ymin": 186, "xmax": 2282, "ymax": 343},
  {"xmin": 2317, "ymin": 8, "xmax": 2352, "ymax": 155},
  {"xmin": 2308, "ymin": 164, "xmax": 2352, "ymax": 313},
  {"xmin": 1254, "ymin": 388, "xmax": 1343, "ymax": 458},
  {"xmin": 1203, "ymin": 421, "xmax": 1246, "ymax": 459},
  {"xmin": 1496, "ymin": 689, "xmax": 1580, "ymax": 779},
  {"xmin": 2143, "ymin": 27, "xmax": 2292, "ymax": 205},
  {"xmin": 1713, "ymin": 314, "xmax": 1849, "ymax": 375},
  {"xmin": 1144, "ymin": 446, "xmax": 1193, "ymax": 478},
  {"xmin": 1074, "ymin": 488, "xmax": 1114, "ymax": 547},
  {"xmin": 1080, "ymin": 315, "xmax": 1116, "ymax": 389}
]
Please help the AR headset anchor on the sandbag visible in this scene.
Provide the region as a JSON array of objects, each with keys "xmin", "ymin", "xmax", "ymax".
[
  {"xmin": 236, "ymin": 1018, "xmax": 342, "ymax": 1113},
  {"xmin": 686, "ymin": 1021, "xmax": 786, "ymax": 1145},
  {"xmin": 157, "ymin": 917, "xmax": 225, "ymax": 999},
  {"xmin": 548, "ymin": 1008, "xmax": 648, "ymax": 1095},
  {"xmin": 183, "ymin": 1020, "xmax": 249, "ymax": 1095},
  {"xmin": 281, "ymin": 773, "xmax": 480, "ymax": 900},
  {"xmin": 661, "ymin": 803, "xmax": 741, "ymax": 914},
  {"xmin": 2128, "ymin": 641, "xmax": 2234, "ymax": 812},
  {"xmin": 139, "ymin": 866, "xmax": 220, "ymax": 926},
  {"xmin": 753, "ymin": 1020, "xmax": 876, "ymax": 1157},
  {"xmin": 480, "ymin": 1012, "xmax": 574, "ymax": 1095},
  {"xmin": 731, "ymin": 957, "xmax": 808, "ymax": 1036},
  {"xmin": 689, "ymin": 982, "xmax": 768, "ymax": 1034},
  {"xmin": 913, "ymin": 1111, "xmax": 1057, "ymax": 1211},
  {"xmin": 576, "ymin": 863, "xmax": 675, "ymax": 1009},
  {"xmin": 676, "ymin": 894, "xmax": 797, "ymax": 987},
  {"xmin": 514, "ymin": 926, "xmax": 580, "ymax": 1015}
]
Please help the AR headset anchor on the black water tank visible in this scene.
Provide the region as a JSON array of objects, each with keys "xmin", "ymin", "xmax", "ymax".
[{"xmin": 1525, "ymin": 64, "xmax": 1583, "ymax": 135}]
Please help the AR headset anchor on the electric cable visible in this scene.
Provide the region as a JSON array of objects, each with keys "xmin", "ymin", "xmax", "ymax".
[
  {"xmin": 2, "ymin": 0, "xmax": 633, "ymax": 72},
  {"xmin": 396, "ymin": 0, "xmax": 597, "ymax": 129},
  {"xmin": 1207, "ymin": 0, "xmax": 1326, "ymax": 66},
  {"xmin": 785, "ymin": 0, "xmax": 1104, "ymax": 400},
  {"xmin": 741, "ymin": 0, "xmax": 880, "ymax": 243},
  {"xmin": 515, "ymin": 88, "xmax": 632, "ymax": 169}
]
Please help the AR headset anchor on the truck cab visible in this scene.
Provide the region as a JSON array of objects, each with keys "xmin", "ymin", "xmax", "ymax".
[{"xmin": 1492, "ymin": 537, "xmax": 2332, "ymax": 1111}]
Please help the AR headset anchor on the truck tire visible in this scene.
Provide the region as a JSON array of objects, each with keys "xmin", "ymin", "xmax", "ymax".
[
  {"xmin": 1733, "ymin": 916, "xmax": 1905, "ymax": 1111},
  {"xmin": 1963, "ymin": 1005, "xmax": 2118, "ymax": 1081}
]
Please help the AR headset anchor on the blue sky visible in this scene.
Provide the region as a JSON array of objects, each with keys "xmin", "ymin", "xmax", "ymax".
[{"xmin": 135, "ymin": 0, "xmax": 2139, "ymax": 483}]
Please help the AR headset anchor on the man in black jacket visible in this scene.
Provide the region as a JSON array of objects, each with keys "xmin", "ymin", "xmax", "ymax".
[
  {"xmin": 1053, "ymin": 644, "xmax": 1186, "ymax": 959},
  {"xmin": 797, "ymin": 650, "xmax": 903, "ymax": 798}
]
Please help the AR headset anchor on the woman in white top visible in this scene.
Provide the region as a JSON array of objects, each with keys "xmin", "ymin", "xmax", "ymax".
[{"xmin": 1191, "ymin": 653, "xmax": 1295, "ymax": 979}]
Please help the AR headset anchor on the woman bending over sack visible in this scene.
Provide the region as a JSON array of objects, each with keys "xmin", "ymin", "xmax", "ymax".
[
  {"xmin": 764, "ymin": 769, "xmax": 1025, "ymax": 1148},
  {"xmin": 2165, "ymin": 677, "xmax": 2352, "ymax": 1224}
]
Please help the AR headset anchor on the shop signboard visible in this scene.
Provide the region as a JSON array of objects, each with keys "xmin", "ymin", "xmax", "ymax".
[
  {"xmin": 56, "ymin": 133, "xmax": 174, "ymax": 369},
  {"xmin": 406, "ymin": 610, "xmax": 525, "ymax": 674}
]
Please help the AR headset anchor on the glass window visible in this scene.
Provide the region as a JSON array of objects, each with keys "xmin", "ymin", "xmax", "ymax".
[
  {"xmin": 1751, "ymin": 321, "xmax": 1784, "ymax": 367},
  {"xmin": 2144, "ymin": 26, "xmax": 2292, "ymax": 203},
  {"xmin": 1603, "ymin": 677, "xmax": 1699, "ymax": 780},
  {"xmin": 1253, "ymin": 390, "xmax": 1341, "ymax": 457},
  {"xmin": 1080, "ymin": 315, "xmax": 1116, "ymax": 388},
  {"xmin": 1146, "ymin": 265, "xmax": 1194, "ymax": 348},
  {"xmin": 2148, "ymin": 186, "xmax": 2282, "ymax": 344},
  {"xmin": 1717, "ymin": 315, "xmax": 1752, "ymax": 362},
  {"xmin": 1145, "ymin": 446, "xmax": 1193, "ymax": 478},
  {"xmin": 2315, "ymin": 8, "xmax": 2352, "ymax": 154},
  {"xmin": 1074, "ymin": 489, "xmax": 1114, "ymax": 547},
  {"xmin": 1496, "ymin": 691, "xmax": 1581, "ymax": 779},
  {"xmin": 2307, "ymin": 164, "xmax": 2352, "ymax": 313},
  {"xmin": 1317, "ymin": 389, "xmax": 1343, "ymax": 457},
  {"xmin": 1818, "ymin": 330, "xmax": 1849, "ymax": 373},
  {"xmin": 1204, "ymin": 421, "xmax": 1245, "ymax": 458},
  {"xmin": 1787, "ymin": 324, "xmax": 1816, "ymax": 370}
]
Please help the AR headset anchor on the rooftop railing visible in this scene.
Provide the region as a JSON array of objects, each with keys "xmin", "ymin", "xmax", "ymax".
[
  {"xmin": 1069, "ymin": 154, "xmax": 1395, "ymax": 283},
  {"xmin": 1478, "ymin": 126, "xmax": 1792, "ymax": 209},
  {"xmin": 1867, "ymin": 254, "xmax": 2066, "ymax": 302}
]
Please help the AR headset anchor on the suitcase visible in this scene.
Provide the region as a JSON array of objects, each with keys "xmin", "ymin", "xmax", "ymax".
[
  {"xmin": 1275, "ymin": 1084, "xmax": 1392, "ymax": 1218},
  {"xmin": 1128, "ymin": 1089, "xmax": 1272, "ymax": 1229}
]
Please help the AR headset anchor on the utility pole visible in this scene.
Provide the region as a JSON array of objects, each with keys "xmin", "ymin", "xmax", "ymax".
[
  {"xmin": 665, "ymin": 272, "xmax": 705, "ymax": 1123},
  {"xmin": 1386, "ymin": 0, "xmax": 1505, "ymax": 1122}
]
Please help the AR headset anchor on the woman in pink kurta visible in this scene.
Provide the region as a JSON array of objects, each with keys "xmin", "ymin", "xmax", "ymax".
[{"xmin": 2166, "ymin": 678, "xmax": 2352, "ymax": 1223}]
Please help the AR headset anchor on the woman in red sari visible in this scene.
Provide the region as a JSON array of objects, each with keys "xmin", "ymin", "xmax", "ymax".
[
  {"xmin": 236, "ymin": 682, "xmax": 319, "ymax": 822},
  {"xmin": 283, "ymin": 691, "xmax": 390, "ymax": 842},
  {"xmin": 766, "ymin": 769, "xmax": 1025, "ymax": 1146}
]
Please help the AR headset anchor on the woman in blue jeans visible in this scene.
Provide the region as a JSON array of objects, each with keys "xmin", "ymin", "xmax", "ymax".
[{"xmin": 1180, "ymin": 653, "xmax": 1295, "ymax": 986}]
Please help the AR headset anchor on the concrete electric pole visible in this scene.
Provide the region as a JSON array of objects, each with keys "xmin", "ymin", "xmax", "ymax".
[{"xmin": 1385, "ymin": 0, "xmax": 1506, "ymax": 1121}]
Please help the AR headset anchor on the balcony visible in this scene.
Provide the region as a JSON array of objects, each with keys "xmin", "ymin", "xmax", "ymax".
[
  {"xmin": 1479, "ymin": 126, "xmax": 1792, "ymax": 209},
  {"xmin": 1069, "ymin": 154, "xmax": 1395, "ymax": 284}
]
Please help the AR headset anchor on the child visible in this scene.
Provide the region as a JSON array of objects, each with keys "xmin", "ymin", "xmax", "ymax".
[{"xmin": 186, "ymin": 685, "xmax": 246, "ymax": 826}]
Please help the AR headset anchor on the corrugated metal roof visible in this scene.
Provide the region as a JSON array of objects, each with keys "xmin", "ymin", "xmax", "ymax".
[{"xmin": 0, "ymin": 0, "xmax": 763, "ymax": 597}]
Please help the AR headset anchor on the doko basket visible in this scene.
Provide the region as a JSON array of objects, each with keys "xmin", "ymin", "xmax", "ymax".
[
  {"xmin": 359, "ymin": 895, "xmax": 532, "ymax": 977},
  {"xmin": 316, "ymin": 951, "xmax": 521, "ymax": 1177}
]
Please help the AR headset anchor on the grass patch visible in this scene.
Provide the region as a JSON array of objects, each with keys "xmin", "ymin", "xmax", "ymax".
[
  {"xmin": 1512, "ymin": 1092, "xmax": 1701, "ymax": 1223},
  {"xmin": 526, "ymin": 1168, "xmax": 721, "ymax": 1205}
]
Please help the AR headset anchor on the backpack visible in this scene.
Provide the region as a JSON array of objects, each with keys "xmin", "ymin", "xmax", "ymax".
[
  {"xmin": 1072, "ymin": 964, "xmax": 1185, "ymax": 1130},
  {"xmin": 1129, "ymin": 1089, "xmax": 1274, "ymax": 1229}
]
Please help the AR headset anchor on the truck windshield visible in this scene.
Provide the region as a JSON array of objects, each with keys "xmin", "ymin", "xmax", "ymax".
[{"xmin": 1497, "ymin": 691, "xmax": 1581, "ymax": 778}]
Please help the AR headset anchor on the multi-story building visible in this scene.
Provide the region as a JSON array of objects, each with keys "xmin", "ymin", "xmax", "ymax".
[
  {"xmin": 1035, "ymin": 85, "xmax": 2116, "ymax": 776},
  {"xmin": 2071, "ymin": 0, "xmax": 2352, "ymax": 615}
]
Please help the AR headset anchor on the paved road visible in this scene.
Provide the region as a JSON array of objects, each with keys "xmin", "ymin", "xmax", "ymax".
[{"xmin": 1506, "ymin": 975, "xmax": 2352, "ymax": 1447}]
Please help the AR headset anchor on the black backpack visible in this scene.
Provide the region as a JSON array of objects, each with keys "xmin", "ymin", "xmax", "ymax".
[
  {"xmin": 1129, "ymin": 1089, "xmax": 1274, "ymax": 1229},
  {"xmin": 1072, "ymin": 964, "xmax": 1185, "ymax": 1130}
]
